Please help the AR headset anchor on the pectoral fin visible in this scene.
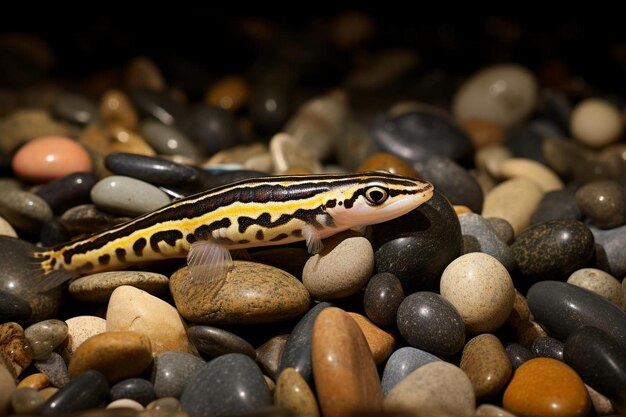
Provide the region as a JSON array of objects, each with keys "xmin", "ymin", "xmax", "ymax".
[
  {"xmin": 303, "ymin": 225, "xmax": 324, "ymax": 255},
  {"xmin": 187, "ymin": 240, "xmax": 232, "ymax": 284}
]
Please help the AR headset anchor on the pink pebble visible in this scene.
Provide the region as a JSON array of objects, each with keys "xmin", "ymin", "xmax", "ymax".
[{"xmin": 12, "ymin": 136, "xmax": 92, "ymax": 183}]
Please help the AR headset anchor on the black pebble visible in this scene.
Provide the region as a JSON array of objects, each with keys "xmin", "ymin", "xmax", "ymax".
[
  {"xmin": 35, "ymin": 173, "xmax": 96, "ymax": 215},
  {"xmin": 40, "ymin": 220, "xmax": 70, "ymax": 247},
  {"xmin": 530, "ymin": 188, "xmax": 582, "ymax": 225},
  {"xmin": 363, "ymin": 272, "xmax": 404, "ymax": 326},
  {"xmin": 0, "ymin": 289, "xmax": 31, "ymax": 323},
  {"xmin": 110, "ymin": 378, "xmax": 156, "ymax": 406},
  {"xmin": 105, "ymin": 153, "xmax": 198, "ymax": 187},
  {"xmin": 129, "ymin": 88, "xmax": 185, "ymax": 126},
  {"xmin": 530, "ymin": 336, "xmax": 564, "ymax": 361},
  {"xmin": 505, "ymin": 124, "xmax": 546, "ymax": 163},
  {"xmin": 505, "ymin": 343, "xmax": 535, "ymax": 369},
  {"xmin": 40, "ymin": 370, "xmax": 109, "ymax": 415},
  {"xmin": 180, "ymin": 105, "xmax": 238, "ymax": 157}
]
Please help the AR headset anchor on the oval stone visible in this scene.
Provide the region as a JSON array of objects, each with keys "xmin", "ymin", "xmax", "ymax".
[
  {"xmin": 396, "ymin": 292, "xmax": 465, "ymax": 356},
  {"xmin": 129, "ymin": 88, "xmax": 185, "ymax": 126},
  {"xmin": 69, "ymin": 271, "xmax": 169, "ymax": 303},
  {"xmin": 256, "ymin": 334, "xmax": 289, "ymax": 380},
  {"xmin": 505, "ymin": 343, "xmax": 534, "ymax": 370},
  {"xmin": 187, "ymin": 325, "xmax": 255, "ymax": 359},
  {"xmin": 531, "ymin": 336, "xmax": 564, "ymax": 361},
  {"xmin": 39, "ymin": 370, "xmax": 108, "ymax": 415},
  {"xmin": 59, "ymin": 204, "xmax": 130, "ymax": 236},
  {"xmin": 249, "ymin": 80, "xmax": 294, "ymax": 134},
  {"xmin": 575, "ymin": 180, "xmax": 626, "ymax": 229},
  {"xmin": 170, "ymin": 261, "xmax": 310, "ymax": 324},
  {"xmin": 140, "ymin": 120, "xmax": 199, "ymax": 160},
  {"xmin": 151, "ymin": 351, "xmax": 204, "ymax": 399},
  {"xmin": 0, "ymin": 190, "xmax": 53, "ymax": 232},
  {"xmin": 592, "ymin": 224, "xmax": 626, "ymax": 278},
  {"xmin": 0, "ymin": 322, "xmax": 32, "ymax": 378},
  {"xmin": 363, "ymin": 272, "xmax": 404, "ymax": 326},
  {"xmin": 567, "ymin": 268, "xmax": 622, "ymax": 305},
  {"xmin": 34, "ymin": 172, "xmax": 96, "ymax": 215},
  {"xmin": 571, "ymin": 98, "xmax": 623, "ymax": 148},
  {"xmin": 105, "ymin": 152, "xmax": 198, "ymax": 187},
  {"xmin": 381, "ymin": 346, "xmax": 441, "ymax": 395},
  {"xmin": 495, "ymin": 158, "xmax": 563, "ymax": 193},
  {"xmin": 52, "ymin": 92, "xmax": 96, "ymax": 125},
  {"xmin": 460, "ymin": 334, "xmax": 512, "ymax": 400},
  {"xmin": 459, "ymin": 213, "xmax": 515, "ymax": 272},
  {"xmin": 530, "ymin": 188, "xmax": 582, "ymax": 225},
  {"xmin": 91, "ymin": 175, "xmax": 171, "ymax": 216},
  {"xmin": 110, "ymin": 378, "xmax": 156, "ymax": 406},
  {"xmin": 62, "ymin": 316, "xmax": 106, "ymax": 360},
  {"xmin": 180, "ymin": 353, "xmax": 271, "ymax": 417},
  {"xmin": 17, "ymin": 373, "xmax": 49, "ymax": 390},
  {"xmin": 179, "ymin": 104, "xmax": 238, "ymax": 157},
  {"xmin": 482, "ymin": 177, "xmax": 543, "ymax": 236},
  {"xmin": 24, "ymin": 319, "xmax": 68, "ymax": 360},
  {"xmin": 274, "ymin": 368, "xmax": 320, "ymax": 417},
  {"xmin": 357, "ymin": 152, "xmax": 420, "ymax": 178},
  {"xmin": 487, "ymin": 217, "xmax": 515, "ymax": 245},
  {"xmin": 10, "ymin": 387, "xmax": 45, "ymax": 415}
]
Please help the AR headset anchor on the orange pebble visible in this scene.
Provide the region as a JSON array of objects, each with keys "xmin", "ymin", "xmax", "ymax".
[
  {"xmin": 17, "ymin": 373, "xmax": 49, "ymax": 390},
  {"xmin": 206, "ymin": 76, "xmax": 249, "ymax": 112}
]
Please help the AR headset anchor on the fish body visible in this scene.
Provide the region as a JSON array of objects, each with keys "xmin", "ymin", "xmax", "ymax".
[{"xmin": 33, "ymin": 171, "xmax": 434, "ymax": 290}]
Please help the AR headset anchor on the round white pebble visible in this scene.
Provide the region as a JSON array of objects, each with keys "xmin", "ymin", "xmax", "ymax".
[
  {"xmin": 571, "ymin": 98, "xmax": 623, "ymax": 148},
  {"xmin": 567, "ymin": 268, "xmax": 622, "ymax": 306}
]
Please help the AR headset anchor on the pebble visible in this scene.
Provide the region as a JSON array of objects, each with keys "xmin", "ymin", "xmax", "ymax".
[
  {"xmin": 10, "ymin": 387, "xmax": 45, "ymax": 415},
  {"xmin": 575, "ymin": 180, "xmax": 626, "ymax": 229},
  {"xmin": 0, "ymin": 215, "xmax": 17, "ymax": 238},
  {"xmin": 512, "ymin": 219, "xmax": 595, "ymax": 282},
  {"xmin": 459, "ymin": 213, "xmax": 515, "ymax": 272},
  {"xmin": 567, "ymin": 268, "xmax": 622, "ymax": 305},
  {"xmin": 110, "ymin": 378, "xmax": 156, "ymax": 406},
  {"xmin": 33, "ymin": 353, "xmax": 69, "ymax": 388},
  {"xmin": 249, "ymin": 79, "xmax": 294, "ymax": 134},
  {"xmin": 0, "ymin": 322, "xmax": 32, "ymax": 378},
  {"xmin": 39, "ymin": 369, "xmax": 109, "ymax": 415},
  {"xmin": 17, "ymin": 373, "xmax": 49, "ymax": 390},
  {"xmin": 62, "ymin": 316, "xmax": 106, "ymax": 360},
  {"xmin": 180, "ymin": 353, "xmax": 272, "ymax": 417},
  {"xmin": 517, "ymin": 320, "xmax": 549, "ymax": 349},
  {"xmin": 146, "ymin": 396, "xmax": 181, "ymax": 412},
  {"xmin": 396, "ymin": 292, "xmax": 465, "ymax": 356},
  {"xmin": 206, "ymin": 76, "xmax": 249, "ymax": 112},
  {"xmin": 486, "ymin": 217, "xmax": 515, "ymax": 245},
  {"xmin": 69, "ymin": 271, "xmax": 169, "ymax": 303},
  {"xmin": 105, "ymin": 398, "xmax": 143, "ymax": 410},
  {"xmin": 373, "ymin": 110, "xmax": 472, "ymax": 163},
  {"xmin": 24, "ymin": 319, "xmax": 67, "ymax": 361},
  {"xmin": 592, "ymin": 224, "xmax": 626, "ymax": 278},
  {"xmin": 256, "ymin": 334, "xmax": 289, "ymax": 379},
  {"xmin": 503, "ymin": 358, "xmax": 590, "ymax": 417},
  {"xmin": 180, "ymin": 104, "xmax": 238, "ymax": 157},
  {"xmin": 90, "ymin": 175, "xmax": 171, "ymax": 216},
  {"xmin": 481, "ymin": 177, "xmax": 543, "ymax": 236},
  {"xmin": 494, "ymin": 158, "xmax": 563, "ymax": 192},
  {"xmin": 125, "ymin": 57, "xmax": 166, "ymax": 91},
  {"xmin": 68, "ymin": 331, "xmax": 153, "ymax": 383},
  {"xmin": 461, "ymin": 119, "xmax": 505, "ymax": 149},
  {"xmin": 270, "ymin": 132, "xmax": 323, "ymax": 174},
  {"xmin": 0, "ymin": 290, "xmax": 31, "ymax": 324},
  {"xmin": 52, "ymin": 92, "xmax": 96, "ymax": 125},
  {"xmin": 303, "ymin": 231, "xmax": 373, "ymax": 300},
  {"xmin": 528, "ymin": 280, "xmax": 626, "ymax": 350},
  {"xmin": 363, "ymin": 272, "xmax": 404, "ymax": 326},
  {"xmin": 369, "ymin": 190, "xmax": 462, "ymax": 292},
  {"xmin": 38, "ymin": 387, "xmax": 57, "ymax": 401},
  {"xmin": 531, "ymin": 336, "xmax": 564, "ymax": 361},
  {"xmin": 139, "ymin": 120, "xmax": 199, "ymax": 160},
  {"xmin": 418, "ymin": 156, "xmax": 484, "ymax": 213},
  {"xmin": 1, "ymin": 366, "xmax": 16, "ymax": 417},
  {"xmin": 475, "ymin": 404, "xmax": 517, "ymax": 417},
  {"xmin": 0, "ymin": 190, "xmax": 53, "ymax": 232},
  {"xmin": 460, "ymin": 334, "xmax": 512, "ymax": 399},
  {"xmin": 151, "ymin": 351, "xmax": 204, "ymax": 399},
  {"xmin": 106, "ymin": 285, "xmax": 192, "ymax": 356},
  {"xmin": 34, "ymin": 172, "xmax": 96, "ymax": 215},
  {"xmin": 99, "ymin": 89, "xmax": 139, "ymax": 130},
  {"xmin": 59, "ymin": 204, "xmax": 130, "ymax": 236},
  {"xmin": 274, "ymin": 368, "xmax": 320, "ymax": 417},
  {"xmin": 170, "ymin": 261, "xmax": 310, "ymax": 324},
  {"xmin": 570, "ymin": 98, "xmax": 623, "ymax": 148},
  {"xmin": 475, "ymin": 144, "xmax": 513, "ymax": 175},
  {"xmin": 312, "ymin": 307, "xmax": 383, "ymax": 417},
  {"xmin": 106, "ymin": 125, "xmax": 157, "ymax": 157},
  {"xmin": 105, "ymin": 152, "xmax": 198, "ymax": 187},
  {"xmin": 187, "ymin": 325, "xmax": 256, "ymax": 359},
  {"xmin": 129, "ymin": 88, "xmax": 184, "ymax": 126},
  {"xmin": 381, "ymin": 346, "xmax": 441, "ymax": 395},
  {"xmin": 505, "ymin": 343, "xmax": 535, "ymax": 369},
  {"xmin": 440, "ymin": 253, "xmax": 515, "ymax": 334},
  {"xmin": 0, "ymin": 110, "xmax": 68, "ymax": 154},
  {"xmin": 530, "ymin": 188, "xmax": 582, "ymax": 225},
  {"xmin": 347, "ymin": 312, "xmax": 395, "ymax": 364},
  {"xmin": 356, "ymin": 152, "xmax": 421, "ymax": 178},
  {"xmin": 38, "ymin": 220, "xmax": 68, "ymax": 247},
  {"xmin": 506, "ymin": 290, "xmax": 531, "ymax": 328},
  {"xmin": 586, "ymin": 384, "xmax": 616, "ymax": 417},
  {"xmin": 564, "ymin": 326, "xmax": 626, "ymax": 405},
  {"xmin": 384, "ymin": 361, "xmax": 475, "ymax": 417},
  {"xmin": 504, "ymin": 124, "xmax": 546, "ymax": 163}
]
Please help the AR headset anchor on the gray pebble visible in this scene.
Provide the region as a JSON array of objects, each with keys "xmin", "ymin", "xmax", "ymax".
[
  {"xmin": 24, "ymin": 319, "xmax": 68, "ymax": 360},
  {"xmin": 0, "ymin": 190, "xmax": 53, "ymax": 232},
  {"xmin": 505, "ymin": 343, "xmax": 534, "ymax": 369},
  {"xmin": 130, "ymin": 88, "xmax": 185, "ymax": 126},
  {"xmin": 187, "ymin": 326, "xmax": 256, "ymax": 359},
  {"xmin": 592, "ymin": 224, "xmax": 626, "ymax": 278},
  {"xmin": 53, "ymin": 92, "xmax": 96, "ymax": 125},
  {"xmin": 151, "ymin": 351, "xmax": 204, "ymax": 399},
  {"xmin": 485, "ymin": 217, "xmax": 515, "ymax": 245},
  {"xmin": 180, "ymin": 104, "xmax": 238, "ymax": 157},
  {"xmin": 459, "ymin": 213, "xmax": 515, "ymax": 272},
  {"xmin": 110, "ymin": 378, "xmax": 156, "ymax": 406},
  {"xmin": 90, "ymin": 175, "xmax": 171, "ymax": 216},
  {"xmin": 363, "ymin": 272, "xmax": 404, "ymax": 326},
  {"xmin": 39, "ymin": 369, "xmax": 108, "ymax": 415},
  {"xmin": 381, "ymin": 346, "xmax": 441, "ymax": 395},
  {"xmin": 140, "ymin": 120, "xmax": 199, "ymax": 160},
  {"xmin": 34, "ymin": 353, "xmax": 69, "ymax": 388},
  {"xmin": 59, "ymin": 204, "xmax": 130, "ymax": 236}
]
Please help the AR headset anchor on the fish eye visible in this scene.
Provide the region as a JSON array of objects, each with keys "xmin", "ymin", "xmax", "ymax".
[{"xmin": 364, "ymin": 186, "xmax": 389, "ymax": 205}]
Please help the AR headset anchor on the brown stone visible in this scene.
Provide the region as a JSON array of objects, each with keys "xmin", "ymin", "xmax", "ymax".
[
  {"xmin": 1, "ymin": 362, "xmax": 16, "ymax": 417},
  {"xmin": 206, "ymin": 76, "xmax": 249, "ymax": 112},
  {"xmin": 462, "ymin": 119, "xmax": 505, "ymax": 149},
  {"xmin": 99, "ymin": 89, "xmax": 139, "ymax": 130},
  {"xmin": 125, "ymin": 56, "xmax": 166, "ymax": 91},
  {"xmin": 503, "ymin": 358, "xmax": 590, "ymax": 417},
  {"xmin": 312, "ymin": 307, "xmax": 383, "ymax": 417},
  {"xmin": 0, "ymin": 323, "xmax": 32, "ymax": 378},
  {"xmin": 275, "ymin": 368, "xmax": 320, "ymax": 417},
  {"xmin": 517, "ymin": 320, "xmax": 548, "ymax": 349},
  {"xmin": 347, "ymin": 313, "xmax": 395, "ymax": 364},
  {"xmin": 68, "ymin": 331, "xmax": 153, "ymax": 383},
  {"xmin": 17, "ymin": 373, "xmax": 49, "ymax": 390},
  {"xmin": 460, "ymin": 334, "xmax": 512, "ymax": 399},
  {"xmin": 455, "ymin": 205, "xmax": 473, "ymax": 216},
  {"xmin": 505, "ymin": 290, "xmax": 530, "ymax": 328},
  {"xmin": 106, "ymin": 125, "xmax": 156, "ymax": 156},
  {"xmin": 357, "ymin": 152, "xmax": 421, "ymax": 178},
  {"xmin": 256, "ymin": 334, "xmax": 289, "ymax": 379},
  {"xmin": 38, "ymin": 387, "xmax": 58, "ymax": 400}
]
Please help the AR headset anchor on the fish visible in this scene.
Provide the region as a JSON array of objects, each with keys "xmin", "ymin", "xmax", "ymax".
[{"xmin": 32, "ymin": 171, "xmax": 434, "ymax": 291}]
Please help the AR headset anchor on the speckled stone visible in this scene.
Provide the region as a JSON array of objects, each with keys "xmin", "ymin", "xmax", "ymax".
[
  {"xmin": 505, "ymin": 343, "xmax": 535, "ymax": 369},
  {"xmin": 52, "ymin": 92, "xmax": 96, "ymax": 125},
  {"xmin": 503, "ymin": 358, "xmax": 590, "ymax": 417},
  {"xmin": 105, "ymin": 153, "xmax": 198, "ymax": 187},
  {"xmin": 303, "ymin": 231, "xmax": 373, "ymax": 300},
  {"xmin": 110, "ymin": 378, "xmax": 156, "ymax": 406},
  {"xmin": 69, "ymin": 271, "xmax": 169, "ymax": 303},
  {"xmin": 180, "ymin": 353, "xmax": 271, "ymax": 417},
  {"xmin": 33, "ymin": 353, "xmax": 69, "ymax": 388},
  {"xmin": 0, "ymin": 363, "xmax": 16, "ymax": 417},
  {"xmin": 0, "ymin": 215, "xmax": 16, "ymax": 238},
  {"xmin": 312, "ymin": 307, "xmax": 383, "ymax": 417},
  {"xmin": 129, "ymin": 88, "xmax": 184, "ymax": 126},
  {"xmin": 482, "ymin": 177, "xmax": 543, "ymax": 236},
  {"xmin": 0, "ymin": 190, "xmax": 53, "ymax": 232},
  {"xmin": 530, "ymin": 188, "xmax": 582, "ymax": 225},
  {"xmin": 140, "ymin": 120, "xmax": 199, "ymax": 160},
  {"xmin": 363, "ymin": 272, "xmax": 404, "ymax": 326},
  {"xmin": 381, "ymin": 347, "xmax": 441, "ymax": 395},
  {"xmin": 531, "ymin": 336, "xmax": 564, "ymax": 361},
  {"xmin": 592, "ymin": 224, "xmax": 626, "ymax": 279},
  {"xmin": 180, "ymin": 104, "xmax": 238, "ymax": 157},
  {"xmin": 24, "ymin": 319, "xmax": 68, "ymax": 360},
  {"xmin": 151, "ymin": 351, "xmax": 204, "ymax": 399},
  {"xmin": 495, "ymin": 158, "xmax": 563, "ymax": 193},
  {"xmin": 17, "ymin": 373, "xmax": 49, "ymax": 390},
  {"xmin": 385, "ymin": 361, "xmax": 475, "ymax": 417},
  {"xmin": 512, "ymin": 220, "xmax": 595, "ymax": 282},
  {"xmin": 62, "ymin": 316, "xmax": 106, "ymax": 361},
  {"xmin": 475, "ymin": 404, "xmax": 517, "ymax": 417},
  {"xmin": 440, "ymin": 253, "xmax": 515, "ymax": 334},
  {"xmin": 99, "ymin": 90, "xmax": 139, "ymax": 130},
  {"xmin": 0, "ymin": 291, "xmax": 31, "ymax": 324},
  {"xmin": 347, "ymin": 312, "xmax": 395, "ymax": 364},
  {"xmin": 68, "ymin": 331, "xmax": 153, "ymax": 383},
  {"xmin": 39, "ymin": 369, "xmax": 109, "ymax": 415},
  {"xmin": 187, "ymin": 325, "xmax": 255, "ymax": 359},
  {"xmin": 10, "ymin": 387, "xmax": 45, "ymax": 415},
  {"xmin": 397, "ymin": 292, "xmax": 465, "ymax": 356},
  {"xmin": 567, "ymin": 268, "xmax": 622, "ymax": 305},
  {"xmin": 170, "ymin": 261, "xmax": 310, "ymax": 325},
  {"xmin": 91, "ymin": 175, "xmax": 171, "ymax": 216},
  {"xmin": 459, "ymin": 213, "xmax": 515, "ymax": 272},
  {"xmin": 274, "ymin": 368, "xmax": 320, "ymax": 417},
  {"xmin": 576, "ymin": 180, "xmax": 626, "ymax": 229},
  {"xmin": 357, "ymin": 152, "xmax": 420, "ymax": 178},
  {"xmin": 571, "ymin": 98, "xmax": 623, "ymax": 148},
  {"xmin": 0, "ymin": 323, "xmax": 32, "ymax": 378},
  {"xmin": 460, "ymin": 334, "xmax": 512, "ymax": 400}
]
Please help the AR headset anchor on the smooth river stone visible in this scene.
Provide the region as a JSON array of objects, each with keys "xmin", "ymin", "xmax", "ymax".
[
  {"xmin": 10, "ymin": 387, "xmax": 45, "ymax": 415},
  {"xmin": 482, "ymin": 177, "xmax": 543, "ymax": 236},
  {"xmin": 592, "ymin": 224, "xmax": 626, "ymax": 278},
  {"xmin": 396, "ymin": 292, "xmax": 465, "ymax": 356},
  {"xmin": 567, "ymin": 268, "xmax": 622, "ymax": 305},
  {"xmin": 369, "ymin": 190, "xmax": 462, "ymax": 292},
  {"xmin": 34, "ymin": 172, "xmax": 96, "ymax": 215},
  {"xmin": 475, "ymin": 404, "xmax": 517, "ymax": 417},
  {"xmin": 418, "ymin": 156, "xmax": 484, "ymax": 213},
  {"xmin": 140, "ymin": 120, "xmax": 199, "ymax": 160},
  {"xmin": 494, "ymin": 158, "xmax": 563, "ymax": 193},
  {"xmin": 462, "ymin": 119, "xmax": 505, "ymax": 149},
  {"xmin": 105, "ymin": 152, "xmax": 199, "ymax": 187},
  {"xmin": 106, "ymin": 285, "xmax": 192, "ymax": 356},
  {"xmin": 363, "ymin": 272, "xmax": 404, "ymax": 326},
  {"xmin": 17, "ymin": 373, "xmax": 49, "ymax": 390},
  {"xmin": 303, "ymin": 231, "xmax": 373, "ymax": 300},
  {"xmin": 90, "ymin": 175, "xmax": 171, "ymax": 216},
  {"xmin": 440, "ymin": 253, "xmax": 515, "ymax": 334},
  {"xmin": 39, "ymin": 370, "xmax": 109, "ymax": 415},
  {"xmin": 24, "ymin": 319, "xmax": 68, "ymax": 360},
  {"xmin": 452, "ymin": 64, "xmax": 537, "ymax": 127},
  {"xmin": 0, "ymin": 190, "xmax": 53, "ymax": 232},
  {"xmin": 180, "ymin": 353, "xmax": 271, "ymax": 417},
  {"xmin": 68, "ymin": 331, "xmax": 153, "ymax": 383},
  {"xmin": 357, "ymin": 152, "xmax": 421, "ymax": 178},
  {"xmin": 0, "ymin": 323, "xmax": 32, "ymax": 378},
  {"xmin": 59, "ymin": 204, "xmax": 130, "ymax": 236},
  {"xmin": 0, "ymin": 363, "xmax": 15, "ymax": 417},
  {"xmin": 69, "ymin": 271, "xmax": 169, "ymax": 303},
  {"xmin": 52, "ymin": 92, "xmax": 96, "ymax": 125},
  {"xmin": 110, "ymin": 378, "xmax": 156, "ymax": 406},
  {"xmin": 151, "ymin": 351, "xmax": 204, "ymax": 399},
  {"xmin": 170, "ymin": 261, "xmax": 310, "ymax": 324},
  {"xmin": 487, "ymin": 217, "xmax": 515, "ymax": 245},
  {"xmin": 106, "ymin": 398, "xmax": 143, "ymax": 410},
  {"xmin": 0, "ymin": 109, "xmax": 68, "ymax": 154},
  {"xmin": 564, "ymin": 326, "xmax": 626, "ymax": 406},
  {"xmin": 33, "ymin": 353, "xmax": 69, "ymax": 388},
  {"xmin": 528, "ymin": 281, "xmax": 626, "ymax": 350},
  {"xmin": 256, "ymin": 334, "xmax": 289, "ymax": 380},
  {"xmin": 274, "ymin": 368, "xmax": 320, "ymax": 417},
  {"xmin": 62, "ymin": 316, "xmax": 106, "ymax": 360},
  {"xmin": 373, "ymin": 110, "xmax": 471, "ymax": 163},
  {"xmin": 129, "ymin": 88, "xmax": 185, "ymax": 126},
  {"xmin": 0, "ymin": 290, "xmax": 31, "ymax": 324},
  {"xmin": 575, "ymin": 180, "xmax": 626, "ymax": 229},
  {"xmin": 347, "ymin": 313, "xmax": 395, "ymax": 364},
  {"xmin": 381, "ymin": 346, "xmax": 441, "ymax": 395},
  {"xmin": 180, "ymin": 104, "xmax": 238, "ymax": 157},
  {"xmin": 99, "ymin": 89, "xmax": 139, "ymax": 130},
  {"xmin": 503, "ymin": 358, "xmax": 590, "ymax": 417},
  {"xmin": 531, "ymin": 336, "xmax": 564, "ymax": 361},
  {"xmin": 187, "ymin": 325, "xmax": 255, "ymax": 359},
  {"xmin": 459, "ymin": 213, "xmax": 515, "ymax": 272},
  {"xmin": 571, "ymin": 98, "xmax": 623, "ymax": 148},
  {"xmin": 385, "ymin": 361, "xmax": 475, "ymax": 417},
  {"xmin": 460, "ymin": 334, "xmax": 512, "ymax": 400},
  {"xmin": 512, "ymin": 220, "xmax": 595, "ymax": 282},
  {"xmin": 530, "ymin": 188, "xmax": 582, "ymax": 225},
  {"xmin": 312, "ymin": 307, "xmax": 383, "ymax": 417}
]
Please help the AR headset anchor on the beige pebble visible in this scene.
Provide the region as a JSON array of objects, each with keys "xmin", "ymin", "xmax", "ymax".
[
  {"xmin": 385, "ymin": 361, "xmax": 475, "ymax": 417},
  {"xmin": 475, "ymin": 144, "xmax": 513, "ymax": 175},
  {"xmin": 347, "ymin": 313, "xmax": 396, "ymax": 364},
  {"xmin": 441, "ymin": 253, "xmax": 515, "ymax": 334},
  {"xmin": 482, "ymin": 177, "xmax": 543, "ymax": 236},
  {"xmin": 571, "ymin": 98, "xmax": 623, "ymax": 148},
  {"xmin": 17, "ymin": 373, "xmax": 49, "ymax": 390},
  {"xmin": 106, "ymin": 286, "xmax": 192, "ymax": 356},
  {"xmin": 1, "ymin": 363, "xmax": 16, "ymax": 417},
  {"xmin": 106, "ymin": 398, "xmax": 144, "ymax": 410},
  {"xmin": 567, "ymin": 268, "xmax": 622, "ymax": 306},
  {"xmin": 474, "ymin": 404, "xmax": 517, "ymax": 417},
  {"xmin": 0, "ymin": 216, "xmax": 16, "ymax": 237},
  {"xmin": 586, "ymin": 384, "xmax": 615, "ymax": 416},
  {"xmin": 275, "ymin": 368, "xmax": 320, "ymax": 417},
  {"xmin": 69, "ymin": 271, "xmax": 170, "ymax": 303},
  {"xmin": 303, "ymin": 231, "xmax": 374, "ymax": 300},
  {"xmin": 270, "ymin": 132, "xmax": 323, "ymax": 174},
  {"xmin": 460, "ymin": 334, "xmax": 512, "ymax": 399},
  {"xmin": 493, "ymin": 158, "xmax": 563, "ymax": 192},
  {"xmin": 62, "ymin": 316, "xmax": 106, "ymax": 361}
]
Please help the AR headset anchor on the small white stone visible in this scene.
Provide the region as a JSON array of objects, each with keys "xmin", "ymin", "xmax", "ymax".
[
  {"xmin": 567, "ymin": 268, "xmax": 622, "ymax": 306},
  {"xmin": 571, "ymin": 98, "xmax": 623, "ymax": 148},
  {"xmin": 106, "ymin": 398, "xmax": 144, "ymax": 410},
  {"xmin": 63, "ymin": 316, "xmax": 106, "ymax": 361},
  {"xmin": 493, "ymin": 158, "xmax": 563, "ymax": 193}
]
